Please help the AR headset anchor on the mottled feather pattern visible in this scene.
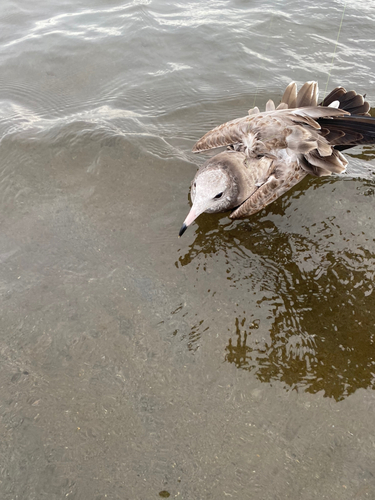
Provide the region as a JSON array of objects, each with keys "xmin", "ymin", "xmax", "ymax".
[
  {"xmin": 230, "ymin": 152, "xmax": 307, "ymax": 219},
  {"xmin": 179, "ymin": 81, "xmax": 375, "ymax": 235},
  {"xmin": 192, "ymin": 105, "xmax": 348, "ymax": 160},
  {"xmin": 191, "ymin": 82, "xmax": 371, "ymax": 181}
]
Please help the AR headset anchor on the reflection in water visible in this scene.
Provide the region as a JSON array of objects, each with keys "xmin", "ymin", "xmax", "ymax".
[
  {"xmin": 2, "ymin": 0, "xmax": 375, "ymax": 496},
  {"xmin": 176, "ymin": 177, "xmax": 375, "ymax": 401},
  {"xmin": 224, "ymin": 248, "xmax": 375, "ymax": 401}
]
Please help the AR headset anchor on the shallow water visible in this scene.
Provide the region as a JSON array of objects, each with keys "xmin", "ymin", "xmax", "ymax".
[{"xmin": 1, "ymin": 0, "xmax": 375, "ymax": 498}]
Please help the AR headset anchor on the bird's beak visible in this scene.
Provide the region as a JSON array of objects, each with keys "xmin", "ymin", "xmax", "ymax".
[{"xmin": 179, "ymin": 206, "xmax": 198, "ymax": 237}]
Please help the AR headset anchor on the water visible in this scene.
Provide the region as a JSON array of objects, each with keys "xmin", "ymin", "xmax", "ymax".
[{"xmin": 1, "ymin": 0, "xmax": 375, "ymax": 498}]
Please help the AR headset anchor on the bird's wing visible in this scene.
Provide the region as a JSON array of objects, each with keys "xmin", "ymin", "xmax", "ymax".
[
  {"xmin": 229, "ymin": 150, "xmax": 307, "ymax": 219},
  {"xmin": 193, "ymin": 81, "xmax": 323, "ymax": 153},
  {"xmin": 320, "ymin": 87, "xmax": 370, "ymax": 116},
  {"xmin": 318, "ymin": 116, "xmax": 375, "ymax": 150},
  {"xmin": 192, "ymin": 106, "xmax": 350, "ymax": 177},
  {"xmin": 192, "ymin": 81, "xmax": 375, "ymax": 179},
  {"xmin": 192, "ymin": 105, "xmax": 348, "ymax": 154}
]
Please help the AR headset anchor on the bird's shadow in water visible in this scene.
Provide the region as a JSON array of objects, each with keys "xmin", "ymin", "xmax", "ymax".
[{"xmin": 175, "ymin": 176, "xmax": 375, "ymax": 401}]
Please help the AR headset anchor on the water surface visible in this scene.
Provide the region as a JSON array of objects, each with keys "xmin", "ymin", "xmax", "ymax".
[{"xmin": 1, "ymin": 0, "xmax": 375, "ymax": 498}]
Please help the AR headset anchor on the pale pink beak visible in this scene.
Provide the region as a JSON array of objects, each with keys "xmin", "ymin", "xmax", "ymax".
[{"xmin": 179, "ymin": 207, "xmax": 198, "ymax": 237}]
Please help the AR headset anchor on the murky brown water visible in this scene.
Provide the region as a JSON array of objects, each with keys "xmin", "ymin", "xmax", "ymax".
[{"xmin": 1, "ymin": 0, "xmax": 375, "ymax": 498}]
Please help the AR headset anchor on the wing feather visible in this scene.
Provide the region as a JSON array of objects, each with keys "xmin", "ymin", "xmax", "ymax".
[
  {"xmin": 192, "ymin": 81, "xmax": 375, "ymax": 180},
  {"xmin": 230, "ymin": 154, "xmax": 307, "ymax": 219},
  {"xmin": 192, "ymin": 107, "xmax": 347, "ymax": 153}
]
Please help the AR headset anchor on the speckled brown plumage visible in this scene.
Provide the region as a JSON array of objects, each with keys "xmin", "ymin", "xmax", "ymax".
[{"xmin": 179, "ymin": 81, "xmax": 375, "ymax": 236}]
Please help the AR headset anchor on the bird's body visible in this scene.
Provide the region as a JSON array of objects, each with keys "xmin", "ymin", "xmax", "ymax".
[{"xmin": 179, "ymin": 81, "xmax": 375, "ymax": 236}]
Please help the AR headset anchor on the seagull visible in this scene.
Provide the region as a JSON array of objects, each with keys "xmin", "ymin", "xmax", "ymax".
[{"xmin": 179, "ymin": 81, "xmax": 375, "ymax": 237}]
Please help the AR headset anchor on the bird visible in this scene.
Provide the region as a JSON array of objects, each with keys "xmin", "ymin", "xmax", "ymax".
[{"xmin": 179, "ymin": 81, "xmax": 375, "ymax": 237}]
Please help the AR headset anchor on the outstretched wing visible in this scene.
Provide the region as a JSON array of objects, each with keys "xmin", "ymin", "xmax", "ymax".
[
  {"xmin": 192, "ymin": 105, "xmax": 348, "ymax": 176},
  {"xmin": 192, "ymin": 81, "xmax": 375, "ymax": 178},
  {"xmin": 192, "ymin": 82, "xmax": 332, "ymax": 153},
  {"xmin": 192, "ymin": 105, "xmax": 348, "ymax": 153}
]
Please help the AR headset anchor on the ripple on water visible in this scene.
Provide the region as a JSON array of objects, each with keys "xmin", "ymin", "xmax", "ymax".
[
  {"xmin": 1, "ymin": 0, "xmax": 375, "ymax": 407},
  {"xmin": 173, "ymin": 175, "xmax": 375, "ymax": 400}
]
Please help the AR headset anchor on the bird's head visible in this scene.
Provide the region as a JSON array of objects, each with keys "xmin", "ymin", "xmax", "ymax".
[{"xmin": 179, "ymin": 154, "xmax": 240, "ymax": 236}]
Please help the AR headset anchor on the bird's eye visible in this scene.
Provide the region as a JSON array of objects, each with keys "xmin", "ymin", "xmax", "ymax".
[
  {"xmin": 193, "ymin": 182, "xmax": 196, "ymax": 188},
  {"xmin": 214, "ymin": 192, "xmax": 224, "ymax": 199}
]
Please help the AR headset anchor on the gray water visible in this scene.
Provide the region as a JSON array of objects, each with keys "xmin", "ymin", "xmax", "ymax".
[{"xmin": 1, "ymin": 1, "xmax": 375, "ymax": 498}]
